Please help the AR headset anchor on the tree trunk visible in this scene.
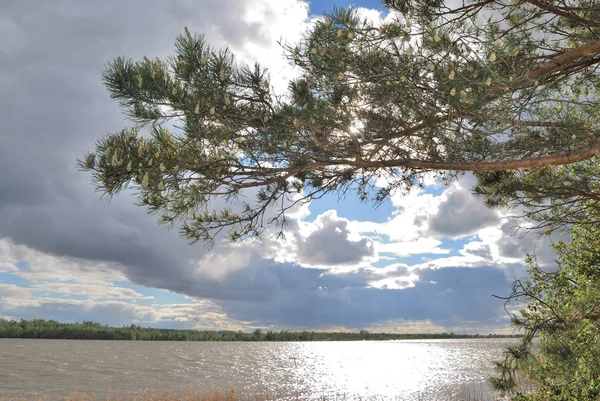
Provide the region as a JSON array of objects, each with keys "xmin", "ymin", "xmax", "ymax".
[
  {"xmin": 354, "ymin": 145, "xmax": 600, "ymax": 171},
  {"xmin": 513, "ymin": 39, "xmax": 600, "ymax": 87}
]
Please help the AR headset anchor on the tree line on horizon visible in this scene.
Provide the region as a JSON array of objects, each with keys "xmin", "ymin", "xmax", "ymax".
[{"xmin": 0, "ymin": 319, "xmax": 518, "ymax": 341}]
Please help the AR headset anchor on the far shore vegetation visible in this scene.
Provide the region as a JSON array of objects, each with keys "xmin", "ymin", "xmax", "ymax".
[{"xmin": 0, "ymin": 319, "xmax": 519, "ymax": 342}]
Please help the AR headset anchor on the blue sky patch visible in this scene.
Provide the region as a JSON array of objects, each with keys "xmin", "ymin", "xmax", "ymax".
[
  {"xmin": 307, "ymin": 190, "xmax": 394, "ymax": 223},
  {"xmin": 0, "ymin": 272, "xmax": 31, "ymax": 287},
  {"xmin": 309, "ymin": 0, "xmax": 385, "ymax": 16}
]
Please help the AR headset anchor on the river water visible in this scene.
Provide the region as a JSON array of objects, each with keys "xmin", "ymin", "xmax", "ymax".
[{"xmin": 0, "ymin": 338, "xmax": 516, "ymax": 400}]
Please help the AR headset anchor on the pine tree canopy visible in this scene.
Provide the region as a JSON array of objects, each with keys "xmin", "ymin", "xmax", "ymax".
[
  {"xmin": 80, "ymin": 0, "xmax": 600, "ymax": 244},
  {"xmin": 473, "ymin": 157, "xmax": 600, "ymax": 234}
]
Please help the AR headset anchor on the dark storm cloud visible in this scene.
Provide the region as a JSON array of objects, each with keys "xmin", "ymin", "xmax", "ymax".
[
  {"xmin": 0, "ymin": 1, "xmax": 289, "ymax": 283},
  {"xmin": 215, "ymin": 262, "xmax": 511, "ymax": 329}
]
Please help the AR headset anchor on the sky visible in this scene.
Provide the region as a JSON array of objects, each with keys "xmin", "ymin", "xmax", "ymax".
[{"xmin": 0, "ymin": 0, "xmax": 561, "ymax": 334}]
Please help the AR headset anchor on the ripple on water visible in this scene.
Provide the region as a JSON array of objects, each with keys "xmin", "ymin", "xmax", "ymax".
[{"xmin": 0, "ymin": 338, "xmax": 516, "ymax": 400}]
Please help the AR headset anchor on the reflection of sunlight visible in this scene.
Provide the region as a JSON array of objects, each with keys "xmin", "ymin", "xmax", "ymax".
[
  {"xmin": 292, "ymin": 342, "xmax": 444, "ymax": 397},
  {"xmin": 265, "ymin": 340, "xmax": 511, "ymax": 400}
]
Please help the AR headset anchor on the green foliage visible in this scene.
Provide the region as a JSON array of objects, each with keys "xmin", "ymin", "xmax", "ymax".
[
  {"xmin": 80, "ymin": 1, "xmax": 600, "ymax": 244},
  {"xmin": 0, "ymin": 319, "xmax": 518, "ymax": 342},
  {"xmin": 491, "ymin": 215, "xmax": 600, "ymax": 400}
]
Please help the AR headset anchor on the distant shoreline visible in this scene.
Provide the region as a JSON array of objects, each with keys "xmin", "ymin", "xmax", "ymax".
[{"xmin": 0, "ymin": 319, "xmax": 520, "ymax": 341}]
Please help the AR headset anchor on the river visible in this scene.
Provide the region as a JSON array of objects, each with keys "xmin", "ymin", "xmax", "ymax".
[{"xmin": 0, "ymin": 338, "xmax": 517, "ymax": 400}]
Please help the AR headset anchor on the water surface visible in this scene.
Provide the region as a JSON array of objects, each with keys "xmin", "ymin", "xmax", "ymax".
[{"xmin": 0, "ymin": 338, "xmax": 516, "ymax": 400}]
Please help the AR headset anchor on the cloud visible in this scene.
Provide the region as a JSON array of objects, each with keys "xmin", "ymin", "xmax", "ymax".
[
  {"xmin": 189, "ymin": 246, "xmax": 253, "ymax": 281},
  {"xmin": 0, "ymin": 223, "xmax": 515, "ymax": 332},
  {"xmin": 0, "ymin": 0, "xmax": 309, "ymax": 260},
  {"xmin": 376, "ymin": 238, "xmax": 450, "ymax": 257},
  {"xmin": 0, "ymin": 283, "xmax": 33, "ymax": 300},
  {"xmin": 0, "ymin": 263, "xmax": 17, "ymax": 273},
  {"xmin": 495, "ymin": 220, "xmax": 565, "ymax": 266},
  {"xmin": 0, "ymin": 0, "xmax": 310, "ymax": 302},
  {"xmin": 460, "ymin": 241, "xmax": 493, "ymax": 260},
  {"xmin": 216, "ymin": 264, "xmax": 511, "ymax": 329},
  {"xmin": 0, "ymin": 284, "xmax": 248, "ymax": 330},
  {"xmin": 372, "ymin": 188, "xmax": 441, "ymax": 242},
  {"xmin": 429, "ymin": 180, "xmax": 500, "ymax": 238},
  {"xmin": 0, "ymin": 238, "xmax": 127, "ymax": 284},
  {"xmin": 296, "ymin": 211, "xmax": 375, "ymax": 266},
  {"xmin": 29, "ymin": 282, "xmax": 154, "ymax": 301}
]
